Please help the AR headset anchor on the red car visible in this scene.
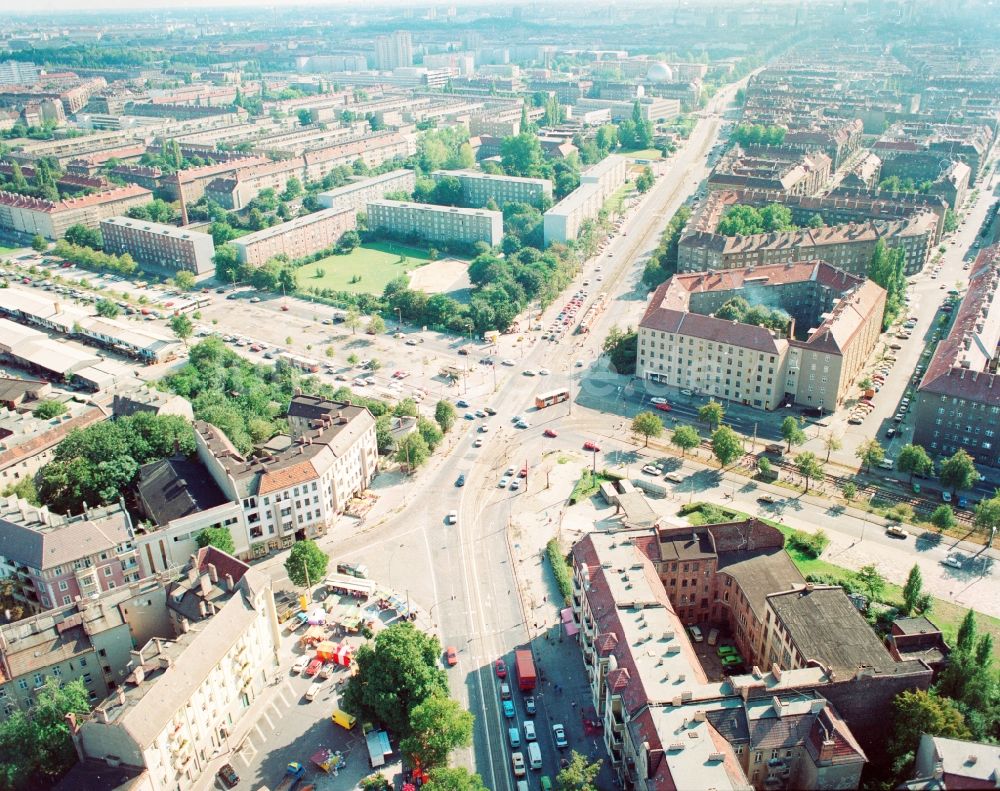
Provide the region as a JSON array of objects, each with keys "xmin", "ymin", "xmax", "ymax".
[
  {"xmin": 305, "ymin": 658, "xmax": 323, "ymax": 676},
  {"xmin": 654, "ymin": 402, "xmax": 672, "ymax": 412},
  {"xmin": 281, "ymin": 305, "xmax": 290, "ymax": 311},
  {"xmin": 495, "ymin": 659, "xmax": 507, "ymax": 678},
  {"xmin": 446, "ymin": 646, "xmax": 458, "ymax": 666},
  {"xmin": 543, "ymin": 428, "xmax": 558, "ymax": 438},
  {"xmin": 583, "ymin": 441, "xmax": 601, "ymax": 452}
]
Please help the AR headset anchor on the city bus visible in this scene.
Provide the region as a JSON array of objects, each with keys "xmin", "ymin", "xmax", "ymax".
[{"xmin": 535, "ymin": 389, "xmax": 570, "ymax": 409}]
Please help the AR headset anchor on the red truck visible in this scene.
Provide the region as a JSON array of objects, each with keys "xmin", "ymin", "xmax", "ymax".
[{"xmin": 515, "ymin": 649, "xmax": 536, "ymax": 691}]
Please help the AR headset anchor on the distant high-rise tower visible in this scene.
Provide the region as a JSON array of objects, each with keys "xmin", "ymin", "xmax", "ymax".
[{"xmin": 375, "ymin": 30, "xmax": 413, "ymax": 71}]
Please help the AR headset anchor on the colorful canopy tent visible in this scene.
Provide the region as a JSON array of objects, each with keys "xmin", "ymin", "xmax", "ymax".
[
  {"xmin": 306, "ymin": 608, "xmax": 327, "ymax": 625},
  {"xmin": 300, "ymin": 625, "xmax": 326, "ymax": 647}
]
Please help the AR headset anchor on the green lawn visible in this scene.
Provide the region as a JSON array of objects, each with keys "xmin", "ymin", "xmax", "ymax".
[
  {"xmin": 0, "ymin": 245, "xmax": 24, "ymax": 256},
  {"xmin": 295, "ymin": 242, "xmax": 432, "ymax": 295}
]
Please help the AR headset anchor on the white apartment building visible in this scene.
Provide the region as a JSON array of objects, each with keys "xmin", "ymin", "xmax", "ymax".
[
  {"xmin": 432, "ymin": 169, "xmax": 553, "ymax": 208},
  {"xmin": 196, "ymin": 396, "xmax": 378, "ymax": 549},
  {"xmin": 543, "ymin": 154, "xmax": 628, "ymax": 244},
  {"xmin": 71, "ymin": 548, "xmax": 280, "ymax": 791},
  {"xmin": 367, "ymin": 199, "xmax": 503, "ymax": 247},
  {"xmin": 317, "ymin": 169, "xmax": 416, "ymax": 215}
]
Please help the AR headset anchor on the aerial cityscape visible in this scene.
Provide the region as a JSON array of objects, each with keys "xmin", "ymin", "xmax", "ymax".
[{"xmin": 0, "ymin": 2, "xmax": 997, "ymax": 790}]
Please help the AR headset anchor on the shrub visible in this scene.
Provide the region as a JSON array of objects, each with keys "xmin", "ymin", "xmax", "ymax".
[
  {"xmin": 785, "ymin": 528, "xmax": 829, "ymax": 559},
  {"xmin": 546, "ymin": 539, "xmax": 573, "ymax": 605}
]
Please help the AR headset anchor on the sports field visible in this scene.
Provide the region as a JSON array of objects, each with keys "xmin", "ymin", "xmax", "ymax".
[{"xmin": 295, "ymin": 242, "xmax": 432, "ymax": 295}]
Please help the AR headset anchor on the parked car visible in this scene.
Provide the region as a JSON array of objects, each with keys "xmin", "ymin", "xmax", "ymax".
[
  {"xmin": 446, "ymin": 510, "xmax": 458, "ymax": 525},
  {"xmin": 886, "ymin": 525, "xmax": 908, "ymax": 539},
  {"xmin": 942, "ymin": 491, "xmax": 953, "ymax": 503},
  {"xmin": 503, "ymin": 699, "xmax": 516, "ymax": 718},
  {"xmin": 525, "ymin": 696, "xmax": 536, "ymax": 715},
  {"xmin": 757, "ymin": 495, "xmax": 778, "ymax": 504},
  {"xmin": 495, "ymin": 659, "xmax": 508, "ymax": 678},
  {"xmin": 552, "ymin": 723, "xmax": 568, "ymax": 748},
  {"xmin": 688, "ymin": 625, "xmax": 704, "ymax": 642},
  {"xmin": 583, "ymin": 441, "xmax": 601, "ymax": 452},
  {"xmin": 305, "ymin": 658, "xmax": 323, "ymax": 676},
  {"xmin": 942, "ymin": 553, "xmax": 963, "ymax": 569},
  {"xmin": 291, "ymin": 656, "xmax": 310, "ymax": 674},
  {"xmin": 217, "ymin": 764, "xmax": 240, "ymax": 788},
  {"xmin": 642, "ymin": 464, "xmax": 663, "ymax": 475},
  {"xmin": 655, "ymin": 402, "xmax": 672, "ymax": 412},
  {"xmin": 543, "ymin": 428, "xmax": 558, "ymax": 438}
]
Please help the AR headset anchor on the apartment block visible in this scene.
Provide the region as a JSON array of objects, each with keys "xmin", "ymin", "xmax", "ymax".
[
  {"xmin": 0, "ymin": 60, "xmax": 40, "ymax": 87},
  {"xmin": 367, "ymin": 199, "xmax": 503, "ymax": 247},
  {"xmin": 913, "ymin": 244, "xmax": 1000, "ymax": 468},
  {"xmin": 317, "ymin": 169, "xmax": 416, "ymax": 215},
  {"xmin": 0, "ymin": 497, "xmax": 140, "ymax": 616},
  {"xmin": 193, "ymin": 396, "xmax": 378, "ymax": 550},
  {"xmin": 0, "ymin": 185, "xmax": 152, "ymax": 240},
  {"xmin": 375, "ymin": 31, "xmax": 413, "ymax": 71},
  {"xmin": 573, "ymin": 95, "xmax": 681, "ymax": 123},
  {"xmin": 101, "ymin": 216, "xmax": 215, "ymax": 277},
  {"xmin": 433, "ymin": 169, "xmax": 553, "ymax": 208},
  {"xmin": 636, "ymin": 262, "xmax": 886, "ymax": 412},
  {"xmin": 68, "ymin": 548, "xmax": 279, "ymax": 791},
  {"xmin": 543, "ymin": 155, "xmax": 628, "ymax": 245},
  {"xmin": 231, "ymin": 208, "xmax": 356, "ymax": 268},
  {"xmin": 709, "ymin": 145, "xmax": 832, "ymax": 196},
  {"xmin": 568, "ymin": 525, "xmax": 930, "ymax": 790}
]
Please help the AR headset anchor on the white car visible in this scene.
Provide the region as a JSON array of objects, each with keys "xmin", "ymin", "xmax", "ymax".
[
  {"xmin": 688, "ymin": 625, "xmax": 704, "ymax": 642},
  {"xmin": 523, "ymin": 370, "xmax": 536, "ymax": 377},
  {"xmin": 680, "ymin": 389, "xmax": 693, "ymax": 396},
  {"xmin": 538, "ymin": 368, "xmax": 550, "ymax": 376},
  {"xmin": 642, "ymin": 464, "xmax": 663, "ymax": 475},
  {"xmin": 523, "ymin": 720, "xmax": 536, "ymax": 741},
  {"xmin": 291, "ymin": 656, "xmax": 309, "ymax": 674},
  {"xmin": 552, "ymin": 723, "xmax": 568, "ymax": 748},
  {"xmin": 446, "ymin": 510, "xmax": 458, "ymax": 525},
  {"xmin": 499, "ymin": 477, "xmax": 510, "ymax": 488},
  {"xmin": 501, "ymin": 359, "xmax": 515, "ymax": 366},
  {"xmin": 942, "ymin": 554, "xmax": 963, "ymax": 569},
  {"xmin": 650, "ymin": 397, "xmax": 668, "ymax": 405}
]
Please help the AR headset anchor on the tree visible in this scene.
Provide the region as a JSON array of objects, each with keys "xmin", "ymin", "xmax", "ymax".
[
  {"xmin": 360, "ymin": 775, "xmax": 391, "ymax": 791},
  {"xmin": 556, "ymin": 751, "xmax": 602, "ymax": 791},
  {"xmin": 297, "ymin": 109, "xmax": 312, "ymax": 126},
  {"xmin": 31, "ymin": 234, "xmax": 47, "ymax": 252},
  {"xmin": 842, "ymin": 481, "xmax": 857, "ymax": 501},
  {"xmin": 795, "ymin": 451, "xmax": 823, "ymax": 492},
  {"xmin": 430, "ymin": 175, "xmax": 464, "ymax": 207},
  {"xmin": 855, "ymin": 565, "xmax": 886, "ymax": 603},
  {"xmin": 636, "ymin": 166, "xmax": 654, "ymax": 193},
  {"xmin": 423, "ymin": 767, "xmax": 488, "ymax": 791},
  {"xmin": 822, "ymin": 432, "xmax": 842, "ymax": 463},
  {"xmin": 711, "ymin": 426, "xmax": 742, "ymax": 467},
  {"xmin": 781, "ymin": 416, "xmax": 806, "ymax": 453},
  {"xmin": 858, "ymin": 376, "xmax": 874, "ymax": 392},
  {"xmin": 169, "ymin": 313, "xmax": 194, "ymax": 346},
  {"xmin": 32, "ymin": 400, "xmax": 67, "ymax": 420},
  {"xmin": 631, "ymin": 411, "xmax": 663, "ymax": 447},
  {"xmin": 213, "ymin": 243, "xmax": 241, "ymax": 284},
  {"xmin": 0, "ymin": 677, "xmax": 90, "ymax": 787},
  {"xmin": 337, "ymin": 230, "xmax": 361, "ymax": 254},
  {"xmin": 501, "ymin": 132, "xmax": 545, "ymax": 177},
  {"xmin": 95, "ymin": 298, "xmax": 121, "ymax": 318},
  {"xmin": 341, "ymin": 622, "xmax": 448, "ymax": 735},
  {"xmin": 417, "ymin": 417, "xmax": 443, "ymax": 451},
  {"xmin": 940, "ymin": 449, "xmax": 978, "ymax": 494},
  {"xmin": 972, "ymin": 493, "xmax": 1000, "ymax": 537},
  {"xmin": 368, "ymin": 315, "xmax": 386, "ymax": 335},
  {"xmin": 345, "ymin": 306, "xmax": 361, "ymax": 335},
  {"xmin": 64, "ymin": 223, "xmax": 103, "ymax": 250},
  {"xmin": 434, "ymin": 400, "xmax": 456, "ymax": 433},
  {"xmin": 399, "ymin": 694, "xmax": 473, "ymax": 768},
  {"xmin": 897, "ymin": 443, "xmax": 933, "ymax": 484},
  {"xmin": 396, "ymin": 432, "xmax": 430, "ymax": 470},
  {"xmin": 889, "ymin": 690, "xmax": 970, "ymax": 768},
  {"xmin": 671, "ymin": 424, "xmax": 700, "ymax": 457},
  {"xmin": 930, "ymin": 504, "xmax": 956, "ymax": 530},
  {"xmin": 195, "ymin": 526, "xmax": 235, "ymax": 554},
  {"xmin": 698, "ymin": 399, "xmax": 724, "ymax": 431},
  {"xmin": 856, "ymin": 438, "xmax": 884, "ymax": 472},
  {"xmin": 901, "ymin": 564, "xmax": 927, "ymax": 616},
  {"xmin": 174, "ymin": 270, "xmax": 196, "ymax": 291},
  {"xmin": 284, "ymin": 539, "xmax": 329, "ymax": 587}
]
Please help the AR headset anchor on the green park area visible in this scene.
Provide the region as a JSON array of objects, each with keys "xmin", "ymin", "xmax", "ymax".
[
  {"xmin": 295, "ymin": 241, "xmax": 432, "ymax": 295},
  {"xmin": 0, "ymin": 245, "xmax": 23, "ymax": 256}
]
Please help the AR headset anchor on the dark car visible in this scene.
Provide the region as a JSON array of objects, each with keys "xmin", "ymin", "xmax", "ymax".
[
  {"xmin": 456, "ymin": 399, "xmax": 469, "ymax": 408},
  {"xmin": 456, "ymin": 474, "xmax": 466, "ymax": 487},
  {"xmin": 217, "ymin": 764, "xmax": 239, "ymax": 788}
]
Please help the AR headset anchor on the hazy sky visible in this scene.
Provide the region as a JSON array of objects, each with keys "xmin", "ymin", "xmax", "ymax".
[{"xmin": 9, "ymin": 0, "xmax": 471, "ymax": 12}]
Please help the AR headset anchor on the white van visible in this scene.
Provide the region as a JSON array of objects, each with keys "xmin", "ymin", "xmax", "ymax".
[
  {"xmin": 305, "ymin": 681, "xmax": 323, "ymax": 701},
  {"xmin": 528, "ymin": 742, "xmax": 542, "ymax": 770}
]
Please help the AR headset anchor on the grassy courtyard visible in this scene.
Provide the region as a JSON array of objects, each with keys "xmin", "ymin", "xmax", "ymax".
[{"xmin": 295, "ymin": 241, "xmax": 432, "ymax": 295}]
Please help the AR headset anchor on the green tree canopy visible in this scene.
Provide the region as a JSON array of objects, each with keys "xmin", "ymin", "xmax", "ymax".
[
  {"xmin": 32, "ymin": 400, "xmax": 67, "ymax": 420},
  {"xmin": 781, "ymin": 416, "xmax": 806, "ymax": 452},
  {"xmin": 95, "ymin": 298, "xmax": 121, "ymax": 318},
  {"xmin": 631, "ymin": 411, "xmax": 664, "ymax": 447},
  {"xmin": 434, "ymin": 400, "xmax": 456, "ymax": 432},
  {"xmin": 940, "ymin": 449, "xmax": 978, "ymax": 493},
  {"xmin": 889, "ymin": 689, "xmax": 970, "ymax": 771},
  {"xmin": 794, "ymin": 451, "xmax": 823, "ymax": 492},
  {"xmin": 196, "ymin": 526, "xmax": 235, "ymax": 555},
  {"xmin": 399, "ymin": 693, "xmax": 474, "ymax": 768},
  {"xmin": 898, "ymin": 444, "xmax": 934, "ymax": 483},
  {"xmin": 902, "ymin": 564, "xmax": 930, "ymax": 616},
  {"xmin": 856, "ymin": 438, "xmax": 884, "ymax": 472},
  {"xmin": 712, "ymin": 425, "xmax": 742, "ymax": 467},
  {"xmin": 671, "ymin": 424, "xmax": 700, "ymax": 456},
  {"xmin": 423, "ymin": 767, "xmax": 488, "ymax": 791},
  {"xmin": 284, "ymin": 539, "xmax": 329, "ymax": 587},
  {"xmin": 342, "ymin": 622, "xmax": 448, "ymax": 735},
  {"xmin": 396, "ymin": 432, "xmax": 430, "ymax": 470},
  {"xmin": 699, "ymin": 399, "xmax": 724, "ymax": 430},
  {"xmin": 556, "ymin": 751, "xmax": 602, "ymax": 791}
]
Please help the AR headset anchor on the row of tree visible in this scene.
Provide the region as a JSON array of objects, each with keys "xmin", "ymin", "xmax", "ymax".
[
  {"xmin": 51, "ymin": 238, "xmax": 137, "ymax": 276},
  {"xmin": 867, "ymin": 238, "xmax": 908, "ymax": 330},
  {"xmin": 641, "ymin": 205, "xmax": 691, "ymax": 289},
  {"xmin": 716, "ymin": 202, "xmax": 797, "ymax": 237}
]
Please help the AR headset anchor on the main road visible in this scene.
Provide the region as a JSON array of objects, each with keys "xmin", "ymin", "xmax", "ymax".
[{"xmin": 322, "ymin": 84, "xmax": 743, "ymax": 789}]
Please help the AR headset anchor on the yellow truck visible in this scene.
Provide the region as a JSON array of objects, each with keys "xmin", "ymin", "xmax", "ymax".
[{"xmin": 331, "ymin": 708, "xmax": 356, "ymax": 730}]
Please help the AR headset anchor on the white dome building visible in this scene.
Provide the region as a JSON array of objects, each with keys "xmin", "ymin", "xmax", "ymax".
[{"xmin": 646, "ymin": 61, "xmax": 674, "ymax": 83}]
